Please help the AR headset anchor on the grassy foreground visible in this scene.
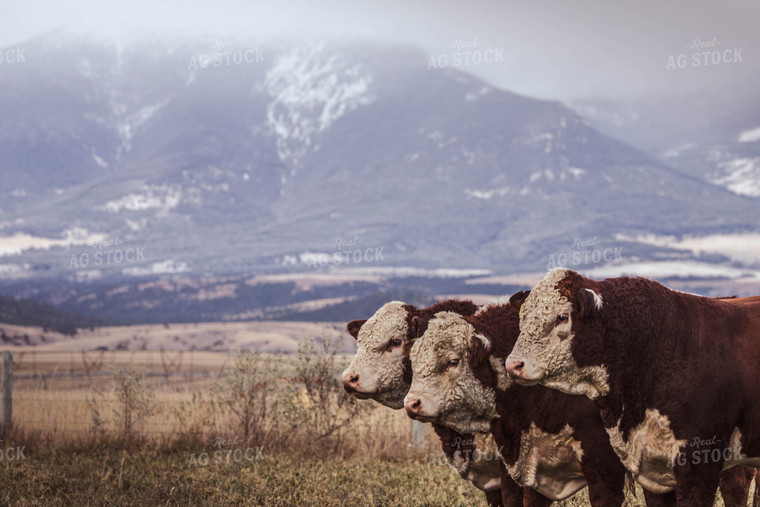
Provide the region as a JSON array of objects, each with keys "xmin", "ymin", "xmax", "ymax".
[
  {"xmin": 2, "ymin": 345, "xmax": 742, "ymax": 506},
  {"xmin": 0, "ymin": 448, "xmax": 491, "ymax": 506},
  {"xmin": 1, "ymin": 444, "xmax": 746, "ymax": 506}
]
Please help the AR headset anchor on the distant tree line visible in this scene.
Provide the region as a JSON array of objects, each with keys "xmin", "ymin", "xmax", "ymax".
[
  {"xmin": 0, "ymin": 294, "xmax": 112, "ymax": 335},
  {"xmin": 0, "ymin": 276, "xmax": 527, "ymax": 326}
]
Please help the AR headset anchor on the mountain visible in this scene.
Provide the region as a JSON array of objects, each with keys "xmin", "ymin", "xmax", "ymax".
[
  {"xmin": 570, "ymin": 81, "xmax": 760, "ymax": 198},
  {"xmin": 1, "ymin": 30, "xmax": 759, "ymax": 290}
]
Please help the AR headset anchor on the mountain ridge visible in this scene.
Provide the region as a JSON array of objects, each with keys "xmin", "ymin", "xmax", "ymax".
[{"xmin": 0, "ymin": 32, "xmax": 758, "ymax": 285}]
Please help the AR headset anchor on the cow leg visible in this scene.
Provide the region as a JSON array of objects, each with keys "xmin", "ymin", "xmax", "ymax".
[
  {"xmin": 484, "ymin": 489, "xmax": 504, "ymax": 507},
  {"xmin": 584, "ymin": 477, "xmax": 626, "ymax": 506},
  {"xmin": 641, "ymin": 489, "xmax": 677, "ymax": 506},
  {"xmin": 673, "ymin": 460, "xmax": 723, "ymax": 506},
  {"xmin": 499, "ymin": 461, "xmax": 524, "ymax": 507},
  {"xmin": 579, "ymin": 459, "xmax": 626, "ymax": 506},
  {"xmin": 522, "ymin": 487, "xmax": 552, "ymax": 507},
  {"xmin": 719, "ymin": 466, "xmax": 753, "ymax": 507}
]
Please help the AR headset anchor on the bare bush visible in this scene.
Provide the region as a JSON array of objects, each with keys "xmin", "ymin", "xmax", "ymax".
[
  {"xmin": 159, "ymin": 349, "xmax": 183, "ymax": 376},
  {"xmin": 112, "ymin": 360, "xmax": 157, "ymax": 438},
  {"xmin": 86, "ymin": 359, "xmax": 157, "ymax": 440},
  {"xmin": 81, "ymin": 350, "xmax": 105, "ymax": 379},
  {"xmin": 284, "ymin": 332, "xmax": 371, "ymax": 449},
  {"xmin": 209, "ymin": 351, "xmax": 283, "ymax": 447}
]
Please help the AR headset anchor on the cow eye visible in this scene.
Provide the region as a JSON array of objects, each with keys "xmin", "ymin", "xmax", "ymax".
[
  {"xmin": 556, "ymin": 314, "xmax": 569, "ymax": 325},
  {"xmin": 446, "ymin": 358, "xmax": 460, "ymax": 369},
  {"xmin": 388, "ymin": 338, "xmax": 403, "ymax": 349}
]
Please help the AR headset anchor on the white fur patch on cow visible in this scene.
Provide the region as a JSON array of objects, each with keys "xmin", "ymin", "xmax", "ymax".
[
  {"xmin": 342, "ymin": 301, "xmax": 411, "ymax": 409},
  {"xmin": 723, "ymin": 427, "xmax": 760, "ymax": 468},
  {"xmin": 408, "ymin": 311, "xmax": 497, "ymax": 434},
  {"xmin": 474, "ymin": 298, "xmax": 510, "ymax": 316},
  {"xmin": 356, "ymin": 301, "xmax": 409, "ymax": 350},
  {"xmin": 606, "ymin": 409, "xmax": 684, "ymax": 494},
  {"xmin": 609, "ymin": 420, "xmax": 760, "ymax": 492},
  {"xmin": 446, "ymin": 432, "xmax": 503, "ymax": 492},
  {"xmin": 506, "ymin": 423, "xmax": 586, "ymax": 501},
  {"xmin": 730, "ymin": 427, "xmax": 743, "ymax": 457},
  {"xmin": 585, "ymin": 288, "xmax": 603, "ymax": 310},
  {"xmin": 475, "ymin": 333, "xmax": 490, "ymax": 350},
  {"xmin": 540, "ymin": 362, "xmax": 610, "ymax": 399},
  {"xmin": 508, "ymin": 268, "xmax": 610, "ymax": 399}
]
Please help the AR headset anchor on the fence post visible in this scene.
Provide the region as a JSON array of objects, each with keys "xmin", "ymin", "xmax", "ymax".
[
  {"xmin": 2, "ymin": 351, "xmax": 12, "ymax": 432},
  {"xmin": 411, "ymin": 419, "xmax": 425, "ymax": 447}
]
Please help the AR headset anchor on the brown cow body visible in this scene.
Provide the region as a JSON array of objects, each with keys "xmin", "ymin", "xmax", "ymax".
[
  {"xmin": 405, "ymin": 302, "xmax": 629, "ymax": 505},
  {"xmin": 507, "ymin": 269, "xmax": 760, "ymax": 505},
  {"xmin": 342, "ymin": 300, "xmax": 548, "ymax": 507}
]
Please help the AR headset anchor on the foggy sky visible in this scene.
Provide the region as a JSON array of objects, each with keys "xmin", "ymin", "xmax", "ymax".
[{"xmin": 1, "ymin": 0, "xmax": 757, "ymax": 101}]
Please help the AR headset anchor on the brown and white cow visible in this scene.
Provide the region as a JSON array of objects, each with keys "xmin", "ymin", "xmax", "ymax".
[
  {"xmin": 341, "ymin": 300, "xmax": 551, "ymax": 507},
  {"xmin": 403, "ymin": 303, "xmax": 629, "ymax": 505},
  {"xmin": 505, "ymin": 268, "xmax": 760, "ymax": 505}
]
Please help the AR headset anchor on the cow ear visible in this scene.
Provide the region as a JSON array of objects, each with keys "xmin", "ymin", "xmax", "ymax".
[
  {"xmin": 410, "ymin": 315, "xmax": 428, "ymax": 338},
  {"xmin": 346, "ymin": 319, "xmax": 366, "ymax": 339},
  {"xmin": 509, "ymin": 290, "xmax": 531, "ymax": 311},
  {"xmin": 468, "ymin": 335, "xmax": 490, "ymax": 368},
  {"xmin": 402, "ymin": 339, "xmax": 415, "ymax": 358},
  {"xmin": 577, "ymin": 288, "xmax": 603, "ymax": 318}
]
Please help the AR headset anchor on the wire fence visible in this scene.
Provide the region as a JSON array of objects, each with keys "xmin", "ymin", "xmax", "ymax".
[
  {"xmin": 3, "ymin": 349, "xmax": 276, "ymax": 438},
  {"xmin": 1, "ymin": 348, "xmax": 423, "ymax": 450}
]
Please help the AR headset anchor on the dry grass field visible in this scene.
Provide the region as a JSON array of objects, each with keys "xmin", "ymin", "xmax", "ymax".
[{"xmin": 0, "ymin": 329, "xmax": 747, "ymax": 506}]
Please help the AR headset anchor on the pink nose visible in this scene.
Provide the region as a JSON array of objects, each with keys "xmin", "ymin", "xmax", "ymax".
[
  {"xmin": 404, "ymin": 397, "xmax": 422, "ymax": 415},
  {"xmin": 505, "ymin": 360, "xmax": 525, "ymax": 378},
  {"xmin": 342, "ymin": 373, "xmax": 360, "ymax": 392}
]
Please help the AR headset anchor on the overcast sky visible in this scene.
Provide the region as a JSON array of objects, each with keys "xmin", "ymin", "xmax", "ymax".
[{"xmin": 1, "ymin": 0, "xmax": 757, "ymax": 101}]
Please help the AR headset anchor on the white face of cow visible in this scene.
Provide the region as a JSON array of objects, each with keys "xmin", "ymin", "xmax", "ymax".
[
  {"xmin": 341, "ymin": 301, "xmax": 411, "ymax": 409},
  {"xmin": 505, "ymin": 269, "xmax": 609, "ymax": 399},
  {"xmin": 404, "ymin": 312, "xmax": 497, "ymax": 434}
]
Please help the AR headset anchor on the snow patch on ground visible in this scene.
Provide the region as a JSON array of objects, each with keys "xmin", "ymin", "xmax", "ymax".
[
  {"xmin": 0, "ymin": 263, "xmax": 30, "ymax": 277},
  {"xmin": 337, "ymin": 266, "xmax": 493, "ymax": 278},
  {"xmin": 102, "ymin": 185, "xmax": 183, "ymax": 214},
  {"xmin": 297, "ymin": 251, "xmax": 330, "ymax": 265},
  {"xmin": 73, "ymin": 270, "xmax": 103, "ymax": 282},
  {"xmin": 616, "ymin": 232, "xmax": 760, "ymax": 266},
  {"xmin": 465, "ymin": 187, "xmax": 510, "ymax": 200},
  {"xmin": 123, "ymin": 259, "xmax": 190, "ymax": 276},
  {"xmin": 738, "ymin": 126, "xmax": 760, "ymax": 143},
  {"xmin": 529, "ymin": 167, "xmax": 585, "ymax": 184},
  {"xmin": 662, "ymin": 142, "xmax": 695, "ymax": 159},
  {"xmin": 583, "ymin": 261, "xmax": 758, "ymax": 280},
  {"xmin": 465, "ymin": 86, "xmax": 490, "ymax": 102},
  {"xmin": 92, "ymin": 153, "xmax": 109, "ymax": 168},
  {"xmin": 713, "ymin": 158, "xmax": 760, "ymax": 197},
  {"xmin": 0, "ymin": 228, "xmax": 107, "ymax": 256}
]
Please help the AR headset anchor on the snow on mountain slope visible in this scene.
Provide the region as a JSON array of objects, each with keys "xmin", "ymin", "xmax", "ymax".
[
  {"xmin": 713, "ymin": 157, "xmax": 760, "ymax": 197},
  {"xmin": 263, "ymin": 43, "xmax": 376, "ymax": 171},
  {"xmin": 569, "ymin": 93, "xmax": 760, "ymax": 200},
  {"xmin": 102, "ymin": 185, "xmax": 184, "ymax": 214}
]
